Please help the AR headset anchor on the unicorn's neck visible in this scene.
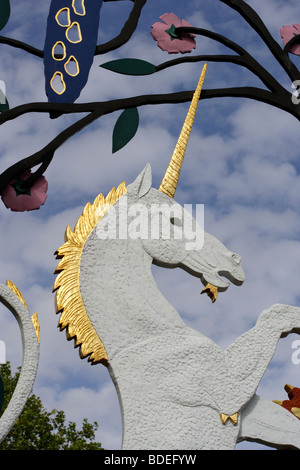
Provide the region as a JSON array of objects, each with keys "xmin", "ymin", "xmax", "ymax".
[{"xmin": 80, "ymin": 234, "xmax": 188, "ymax": 361}]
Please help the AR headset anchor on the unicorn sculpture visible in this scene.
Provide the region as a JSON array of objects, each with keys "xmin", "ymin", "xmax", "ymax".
[
  {"xmin": 0, "ymin": 280, "xmax": 40, "ymax": 443},
  {"xmin": 53, "ymin": 65, "xmax": 300, "ymax": 449}
]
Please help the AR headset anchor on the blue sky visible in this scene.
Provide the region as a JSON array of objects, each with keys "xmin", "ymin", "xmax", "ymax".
[{"xmin": 0, "ymin": 0, "xmax": 300, "ymax": 450}]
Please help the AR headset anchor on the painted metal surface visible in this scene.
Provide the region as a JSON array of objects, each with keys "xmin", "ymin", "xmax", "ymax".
[{"xmin": 44, "ymin": 0, "xmax": 103, "ymax": 103}]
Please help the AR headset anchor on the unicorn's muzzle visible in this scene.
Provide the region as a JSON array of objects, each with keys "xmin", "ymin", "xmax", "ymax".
[{"xmin": 200, "ymin": 262, "xmax": 245, "ymax": 303}]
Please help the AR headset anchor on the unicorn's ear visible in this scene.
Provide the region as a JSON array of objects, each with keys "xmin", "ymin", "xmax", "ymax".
[{"xmin": 127, "ymin": 164, "xmax": 152, "ymax": 199}]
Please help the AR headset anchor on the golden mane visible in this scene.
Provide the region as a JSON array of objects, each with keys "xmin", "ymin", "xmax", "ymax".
[{"xmin": 53, "ymin": 182, "xmax": 127, "ymax": 366}]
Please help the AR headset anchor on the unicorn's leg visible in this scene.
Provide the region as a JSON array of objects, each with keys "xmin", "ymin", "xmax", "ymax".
[
  {"xmin": 238, "ymin": 394, "xmax": 300, "ymax": 449},
  {"xmin": 224, "ymin": 305, "xmax": 300, "ymax": 406}
]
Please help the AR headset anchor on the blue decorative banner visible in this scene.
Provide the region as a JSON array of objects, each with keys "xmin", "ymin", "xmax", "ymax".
[{"xmin": 44, "ymin": 0, "xmax": 103, "ymax": 103}]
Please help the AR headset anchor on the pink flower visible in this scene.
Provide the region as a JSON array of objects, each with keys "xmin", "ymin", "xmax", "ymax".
[
  {"xmin": 280, "ymin": 24, "xmax": 300, "ymax": 55},
  {"xmin": 1, "ymin": 170, "xmax": 48, "ymax": 212},
  {"xmin": 151, "ymin": 13, "xmax": 196, "ymax": 54}
]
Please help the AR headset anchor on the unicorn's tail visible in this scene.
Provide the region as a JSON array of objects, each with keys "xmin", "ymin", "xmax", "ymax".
[{"xmin": 0, "ymin": 281, "xmax": 40, "ymax": 443}]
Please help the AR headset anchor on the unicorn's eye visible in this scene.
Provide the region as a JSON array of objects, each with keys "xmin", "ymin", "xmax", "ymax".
[{"xmin": 170, "ymin": 216, "xmax": 182, "ymax": 227}]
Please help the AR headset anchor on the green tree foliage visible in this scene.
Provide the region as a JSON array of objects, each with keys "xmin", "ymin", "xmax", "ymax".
[{"xmin": 0, "ymin": 362, "xmax": 104, "ymax": 450}]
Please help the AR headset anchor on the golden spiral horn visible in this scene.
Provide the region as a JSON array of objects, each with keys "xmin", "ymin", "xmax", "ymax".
[{"xmin": 159, "ymin": 64, "xmax": 207, "ymax": 198}]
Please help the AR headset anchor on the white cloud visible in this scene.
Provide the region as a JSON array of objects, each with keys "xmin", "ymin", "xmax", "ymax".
[
  {"xmin": 1, "ymin": 0, "xmax": 300, "ymax": 451},
  {"xmin": 249, "ymin": 0, "xmax": 299, "ymax": 36},
  {"xmin": 36, "ymin": 380, "xmax": 122, "ymax": 450}
]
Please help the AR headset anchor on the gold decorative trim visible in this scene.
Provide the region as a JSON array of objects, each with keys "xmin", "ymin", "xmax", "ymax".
[
  {"xmin": 6, "ymin": 280, "xmax": 40, "ymax": 342},
  {"xmin": 64, "ymin": 55, "xmax": 80, "ymax": 77},
  {"xmin": 220, "ymin": 412, "xmax": 239, "ymax": 425},
  {"xmin": 50, "ymin": 71, "xmax": 66, "ymax": 95},
  {"xmin": 72, "ymin": 0, "xmax": 86, "ymax": 16},
  {"xmin": 55, "ymin": 7, "xmax": 71, "ymax": 27},
  {"xmin": 52, "ymin": 41, "xmax": 67, "ymax": 61},
  {"xmin": 159, "ymin": 64, "xmax": 207, "ymax": 198},
  {"xmin": 291, "ymin": 407, "xmax": 300, "ymax": 419},
  {"xmin": 53, "ymin": 182, "xmax": 127, "ymax": 366},
  {"xmin": 6, "ymin": 279, "xmax": 28, "ymax": 309},
  {"xmin": 66, "ymin": 22, "xmax": 82, "ymax": 44},
  {"xmin": 31, "ymin": 312, "xmax": 40, "ymax": 343}
]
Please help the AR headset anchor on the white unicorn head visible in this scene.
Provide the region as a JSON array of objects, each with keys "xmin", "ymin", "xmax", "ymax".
[{"xmin": 124, "ymin": 163, "xmax": 245, "ymax": 293}]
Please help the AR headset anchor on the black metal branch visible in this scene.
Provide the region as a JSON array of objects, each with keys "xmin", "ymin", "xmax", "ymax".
[
  {"xmin": 2, "ymin": 78, "xmax": 300, "ymax": 195},
  {"xmin": 156, "ymin": 52, "xmax": 283, "ymax": 96},
  {"xmin": 219, "ymin": 0, "xmax": 300, "ymax": 83},
  {"xmin": 1, "ymin": 109, "xmax": 102, "ymax": 192},
  {"xmin": 156, "ymin": 54, "xmax": 242, "ymax": 71},
  {"xmin": 175, "ymin": 27, "xmax": 285, "ymax": 94},
  {"xmin": 169, "ymin": 25, "xmax": 299, "ymax": 124},
  {"xmin": 0, "ymin": 102, "xmax": 97, "ymax": 124},
  {"xmin": 0, "ymin": 87, "xmax": 201, "ymax": 125},
  {"xmin": 177, "ymin": 26, "xmax": 248, "ymax": 55},
  {"xmin": 201, "ymin": 86, "xmax": 299, "ymax": 120},
  {"xmin": 0, "ymin": 36, "xmax": 43, "ymax": 58},
  {"xmin": 0, "ymin": 108, "xmax": 103, "ymax": 193},
  {"xmin": 1, "ymin": 0, "xmax": 299, "ymax": 198},
  {"xmin": 95, "ymin": 0, "xmax": 147, "ymax": 54},
  {"xmin": 0, "ymin": 90, "xmax": 194, "ymax": 193}
]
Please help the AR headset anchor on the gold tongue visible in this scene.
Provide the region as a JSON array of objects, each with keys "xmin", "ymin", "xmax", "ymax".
[{"xmin": 201, "ymin": 283, "xmax": 218, "ymax": 303}]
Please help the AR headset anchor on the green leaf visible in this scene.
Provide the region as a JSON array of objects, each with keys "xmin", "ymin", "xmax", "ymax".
[
  {"xmin": 112, "ymin": 108, "xmax": 139, "ymax": 153},
  {"xmin": 0, "ymin": 101, "xmax": 9, "ymax": 112},
  {"xmin": 0, "ymin": 98, "xmax": 9, "ymax": 112},
  {"xmin": 0, "ymin": 0, "xmax": 10, "ymax": 31},
  {"xmin": 101, "ymin": 58, "xmax": 156, "ymax": 76}
]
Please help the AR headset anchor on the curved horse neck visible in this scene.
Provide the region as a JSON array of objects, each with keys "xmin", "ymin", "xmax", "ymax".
[{"xmin": 80, "ymin": 232, "xmax": 194, "ymax": 362}]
